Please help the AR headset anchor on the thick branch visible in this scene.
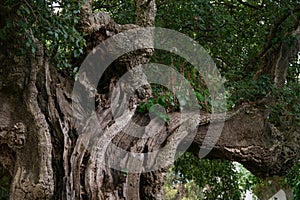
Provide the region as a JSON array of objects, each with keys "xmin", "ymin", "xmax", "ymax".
[
  {"xmin": 273, "ymin": 26, "xmax": 300, "ymax": 88},
  {"xmin": 259, "ymin": 7, "xmax": 300, "ymax": 59},
  {"xmin": 135, "ymin": 0, "xmax": 157, "ymax": 26},
  {"xmin": 187, "ymin": 105, "xmax": 299, "ymax": 177},
  {"xmin": 256, "ymin": 25, "xmax": 300, "ymax": 88}
]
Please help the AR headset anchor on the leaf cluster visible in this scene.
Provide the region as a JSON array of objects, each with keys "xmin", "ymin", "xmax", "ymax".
[
  {"xmin": 269, "ymin": 82, "xmax": 300, "ymax": 131},
  {"xmin": 92, "ymin": 0, "xmax": 136, "ymax": 25},
  {"xmin": 165, "ymin": 152, "xmax": 244, "ymax": 199},
  {"xmin": 1, "ymin": 0, "xmax": 85, "ymax": 72},
  {"xmin": 227, "ymin": 75, "xmax": 273, "ymax": 105},
  {"xmin": 287, "ymin": 160, "xmax": 300, "ymax": 199},
  {"xmin": 0, "ymin": 166, "xmax": 10, "ymax": 200}
]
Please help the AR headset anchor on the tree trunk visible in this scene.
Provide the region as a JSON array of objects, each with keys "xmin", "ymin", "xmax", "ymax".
[{"xmin": 0, "ymin": 1, "xmax": 300, "ymax": 200}]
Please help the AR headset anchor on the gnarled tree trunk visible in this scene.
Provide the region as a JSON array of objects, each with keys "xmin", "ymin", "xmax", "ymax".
[{"xmin": 0, "ymin": 0, "xmax": 300, "ymax": 199}]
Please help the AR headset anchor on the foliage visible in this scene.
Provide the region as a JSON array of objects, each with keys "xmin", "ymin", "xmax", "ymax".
[
  {"xmin": 234, "ymin": 162, "xmax": 260, "ymax": 193},
  {"xmin": 137, "ymin": 87, "xmax": 205, "ymax": 122},
  {"xmin": 165, "ymin": 156, "xmax": 300, "ymax": 200},
  {"xmin": 92, "ymin": 0, "xmax": 136, "ymax": 25},
  {"xmin": 269, "ymin": 83, "xmax": 300, "ymax": 131},
  {"xmin": 150, "ymin": 51, "xmax": 213, "ymax": 110},
  {"xmin": 165, "ymin": 153, "xmax": 244, "ymax": 199},
  {"xmin": 240, "ymin": 160, "xmax": 300, "ymax": 199},
  {"xmin": 164, "ymin": 172, "xmax": 204, "ymax": 200},
  {"xmin": 0, "ymin": 166, "xmax": 10, "ymax": 200},
  {"xmin": 227, "ymin": 75, "xmax": 273, "ymax": 105},
  {"xmin": 137, "ymin": 95, "xmax": 171, "ymax": 122},
  {"xmin": 287, "ymin": 160, "xmax": 300, "ymax": 199},
  {"xmin": 0, "ymin": 0, "xmax": 85, "ymax": 72}
]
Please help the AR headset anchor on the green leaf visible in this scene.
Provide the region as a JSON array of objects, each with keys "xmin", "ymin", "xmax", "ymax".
[
  {"xmin": 72, "ymin": 67, "xmax": 78, "ymax": 73},
  {"xmin": 23, "ymin": 6, "xmax": 31, "ymax": 14},
  {"xmin": 31, "ymin": 46, "xmax": 36, "ymax": 54},
  {"xmin": 47, "ymin": 31, "xmax": 53, "ymax": 35}
]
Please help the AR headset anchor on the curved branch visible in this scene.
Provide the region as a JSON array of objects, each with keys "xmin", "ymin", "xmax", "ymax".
[
  {"xmin": 253, "ymin": 7, "xmax": 300, "ymax": 84},
  {"xmin": 135, "ymin": 0, "xmax": 157, "ymax": 26},
  {"xmin": 189, "ymin": 104, "xmax": 299, "ymax": 177},
  {"xmin": 259, "ymin": 6, "xmax": 300, "ymax": 59},
  {"xmin": 274, "ymin": 27, "xmax": 300, "ymax": 88}
]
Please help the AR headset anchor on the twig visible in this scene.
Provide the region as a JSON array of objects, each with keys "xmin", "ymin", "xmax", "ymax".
[{"xmin": 24, "ymin": 0, "xmax": 38, "ymax": 23}]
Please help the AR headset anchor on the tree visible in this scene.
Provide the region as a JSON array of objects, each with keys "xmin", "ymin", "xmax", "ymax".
[{"xmin": 0, "ymin": 0, "xmax": 299, "ymax": 199}]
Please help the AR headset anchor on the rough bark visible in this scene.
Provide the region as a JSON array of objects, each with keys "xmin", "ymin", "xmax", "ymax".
[{"xmin": 0, "ymin": 0, "xmax": 300, "ymax": 200}]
